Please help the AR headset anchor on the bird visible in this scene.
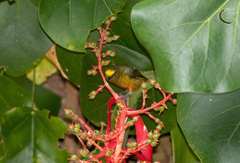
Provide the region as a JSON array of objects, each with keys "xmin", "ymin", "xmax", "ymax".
[{"xmin": 105, "ymin": 65, "xmax": 146, "ymax": 94}]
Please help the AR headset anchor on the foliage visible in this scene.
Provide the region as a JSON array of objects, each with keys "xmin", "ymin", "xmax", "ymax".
[{"xmin": 1, "ymin": 0, "xmax": 240, "ymax": 162}]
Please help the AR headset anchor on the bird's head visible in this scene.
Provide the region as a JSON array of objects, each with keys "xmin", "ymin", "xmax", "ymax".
[{"xmin": 105, "ymin": 67, "xmax": 117, "ymax": 81}]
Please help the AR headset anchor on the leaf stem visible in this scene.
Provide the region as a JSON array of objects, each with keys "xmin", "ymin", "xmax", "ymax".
[{"xmin": 31, "ymin": 66, "xmax": 36, "ymax": 108}]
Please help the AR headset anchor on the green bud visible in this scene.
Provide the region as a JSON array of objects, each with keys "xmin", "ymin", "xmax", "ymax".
[
  {"xmin": 156, "ymin": 125, "xmax": 163, "ymax": 131},
  {"xmin": 132, "ymin": 142, "xmax": 138, "ymax": 147},
  {"xmin": 151, "ymin": 141, "xmax": 157, "ymax": 147},
  {"xmin": 155, "ymin": 118, "xmax": 160, "ymax": 123},
  {"xmin": 71, "ymin": 155, "xmax": 77, "ymax": 160},
  {"xmin": 127, "ymin": 142, "xmax": 133, "ymax": 147},
  {"xmin": 93, "ymin": 130, "xmax": 99, "ymax": 137},
  {"xmin": 99, "ymin": 132, "xmax": 104, "ymax": 138},
  {"xmin": 101, "ymin": 60, "xmax": 106, "ymax": 66},
  {"xmin": 75, "ymin": 123, "xmax": 80, "ymax": 128},
  {"xmin": 153, "ymin": 134, "xmax": 160, "ymax": 140},
  {"xmin": 96, "ymin": 49, "xmax": 101, "ymax": 55},
  {"xmin": 92, "ymin": 70, "xmax": 97, "ymax": 76},
  {"xmin": 81, "ymin": 132, "xmax": 86, "ymax": 139},
  {"xmin": 149, "ymin": 79, "xmax": 156, "ymax": 85},
  {"xmin": 87, "ymin": 141, "xmax": 92, "ymax": 146},
  {"xmin": 112, "ymin": 35, "xmax": 119, "ymax": 41},
  {"xmin": 64, "ymin": 109, "xmax": 70, "ymax": 115},
  {"xmin": 109, "ymin": 51, "xmax": 116, "ymax": 57},
  {"xmin": 91, "ymin": 42, "xmax": 96, "ymax": 48},
  {"xmin": 147, "ymin": 139, "xmax": 152, "ymax": 144},
  {"xmin": 153, "ymin": 107, "xmax": 159, "ymax": 111},
  {"xmin": 110, "ymin": 15, "xmax": 117, "ymax": 21},
  {"xmin": 91, "ymin": 91, "xmax": 96, "ymax": 96},
  {"xmin": 132, "ymin": 117, "xmax": 139, "ymax": 122},
  {"xmin": 73, "ymin": 127, "xmax": 79, "ymax": 133},
  {"xmin": 82, "ymin": 149, "xmax": 89, "ymax": 157},
  {"xmin": 117, "ymin": 102, "xmax": 123, "ymax": 108},
  {"xmin": 148, "ymin": 132, "xmax": 153, "ymax": 138},
  {"xmin": 106, "ymin": 37, "xmax": 112, "ymax": 42},
  {"xmin": 106, "ymin": 50, "xmax": 112, "ymax": 55},
  {"xmin": 128, "ymin": 121, "xmax": 134, "ymax": 126},
  {"xmin": 159, "ymin": 106, "xmax": 165, "ymax": 112},
  {"xmin": 87, "ymin": 70, "xmax": 92, "ymax": 75},
  {"xmin": 106, "ymin": 31, "xmax": 110, "ymax": 35},
  {"xmin": 141, "ymin": 82, "xmax": 147, "ymax": 88},
  {"xmin": 105, "ymin": 151, "xmax": 112, "ymax": 156},
  {"xmin": 109, "ymin": 149, "xmax": 114, "ymax": 154},
  {"xmin": 68, "ymin": 125, "xmax": 73, "ymax": 130},
  {"xmin": 72, "ymin": 114, "xmax": 78, "ymax": 120},
  {"xmin": 105, "ymin": 19, "xmax": 110, "ymax": 24}
]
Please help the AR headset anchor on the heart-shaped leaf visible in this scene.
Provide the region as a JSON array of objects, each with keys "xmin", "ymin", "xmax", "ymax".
[
  {"xmin": 177, "ymin": 89, "xmax": 240, "ymax": 163},
  {"xmin": 0, "ymin": 0, "xmax": 52, "ymax": 76},
  {"xmin": 1, "ymin": 107, "xmax": 69, "ymax": 162},
  {"xmin": 132, "ymin": 0, "xmax": 240, "ymax": 93},
  {"xmin": 39, "ymin": 0, "xmax": 127, "ymax": 52}
]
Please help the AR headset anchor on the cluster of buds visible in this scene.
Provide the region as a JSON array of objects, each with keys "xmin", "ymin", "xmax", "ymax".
[
  {"xmin": 126, "ymin": 116, "xmax": 139, "ymax": 126},
  {"xmin": 87, "ymin": 69, "xmax": 97, "ymax": 76},
  {"xmin": 146, "ymin": 118, "xmax": 164, "ymax": 147},
  {"xmin": 101, "ymin": 50, "xmax": 116, "ymax": 58},
  {"xmin": 103, "ymin": 33, "xmax": 120, "ymax": 43},
  {"xmin": 101, "ymin": 60, "xmax": 111, "ymax": 66},
  {"xmin": 85, "ymin": 41, "xmax": 96, "ymax": 49},
  {"xmin": 88, "ymin": 85, "xmax": 105, "ymax": 99}
]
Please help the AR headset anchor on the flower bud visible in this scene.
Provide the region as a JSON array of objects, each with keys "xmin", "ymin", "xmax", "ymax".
[
  {"xmin": 110, "ymin": 15, "xmax": 117, "ymax": 21},
  {"xmin": 71, "ymin": 155, "xmax": 77, "ymax": 160},
  {"xmin": 112, "ymin": 35, "xmax": 119, "ymax": 41}
]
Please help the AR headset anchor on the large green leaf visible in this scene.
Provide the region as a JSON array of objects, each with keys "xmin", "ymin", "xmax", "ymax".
[
  {"xmin": 0, "ymin": 0, "xmax": 52, "ymax": 76},
  {"xmin": 0, "ymin": 76, "xmax": 31, "ymax": 113},
  {"xmin": 177, "ymin": 89, "xmax": 240, "ymax": 163},
  {"xmin": 0, "ymin": 75, "xmax": 32, "ymax": 160},
  {"xmin": 39, "ymin": 0, "xmax": 127, "ymax": 52},
  {"xmin": 80, "ymin": 45, "xmax": 153, "ymax": 123},
  {"xmin": 56, "ymin": 45, "xmax": 85, "ymax": 86},
  {"xmin": 132, "ymin": 0, "xmax": 240, "ymax": 93},
  {"xmin": 10, "ymin": 75, "xmax": 61, "ymax": 116},
  {"xmin": 1, "ymin": 107, "xmax": 69, "ymax": 163},
  {"xmin": 109, "ymin": 0, "xmax": 148, "ymax": 54},
  {"xmin": 171, "ymin": 125, "xmax": 200, "ymax": 163}
]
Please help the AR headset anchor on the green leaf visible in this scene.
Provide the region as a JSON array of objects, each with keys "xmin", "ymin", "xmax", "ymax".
[
  {"xmin": 0, "ymin": 76, "xmax": 31, "ymax": 113},
  {"xmin": 177, "ymin": 89, "xmax": 240, "ymax": 163},
  {"xmin": 80, "ymin": 45, "xmax": 152, "ymax": 123},
  {"xmin": 1, "ymin": 107, "xmax": 69, "ymax": 163},
  {"xmin": 103, "ymin": 44, "xmax": 153, "ymax": 72},
  {"xmin": 109, "ymin": 0, "xmax": 148, "ymax": 54},
  {"xmin": 0, "ymin": 75, "xmax": 32, "ymax": 160},
  {"xmin": 132, "ymin": 0, "xmax": 240, "ymax": 93},
  {"xmin": 0, "ymin": 0, "xmax": 52, "ymax": 76},
  {"xmin": 4, "ymin": 75, "xmax": 61, "ymax": 116},
  {"xmin": 39, "ymin": 0, "xmax": 127, "ymax": 52},
  {"xmin": 171, "ymin": 125, "xmax": 200, "ymax": 163},
  {"xmin": 56, "ymin": 45, "xmax": 85, "ymax": 86}
]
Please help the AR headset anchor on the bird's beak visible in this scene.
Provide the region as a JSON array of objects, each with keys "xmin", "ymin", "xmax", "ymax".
[{"xmin": 106, "ymin": 76, "xmax": 111, "ymax": 81}]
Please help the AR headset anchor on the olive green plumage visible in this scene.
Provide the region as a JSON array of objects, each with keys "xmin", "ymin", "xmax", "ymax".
[{"xmin": 105, "ymin": 65, "xmax": 146, "ymax": 92}]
